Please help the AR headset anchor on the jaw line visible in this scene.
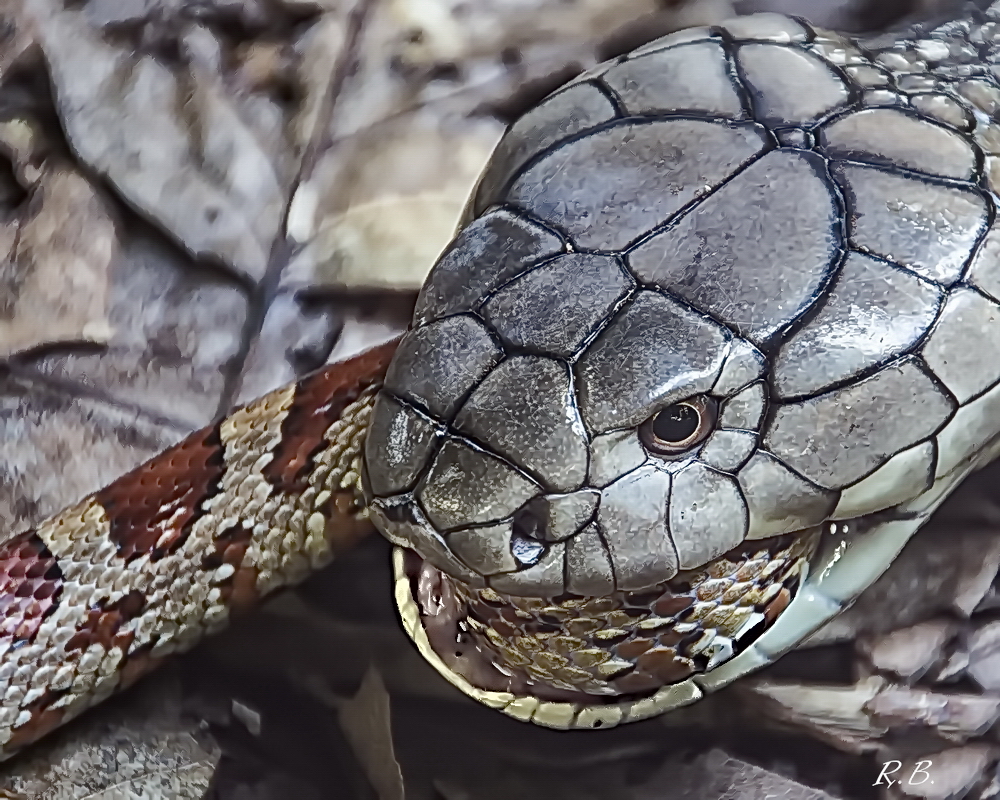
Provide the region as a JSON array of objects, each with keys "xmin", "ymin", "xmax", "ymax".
[{"xmin": 391, "ymin": 459, "xmax": 964, "ymax": 729}]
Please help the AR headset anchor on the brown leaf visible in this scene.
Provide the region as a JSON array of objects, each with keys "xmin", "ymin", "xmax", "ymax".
[
  {"xmin": 24, "ymin": 0, "xmax": 290, "ymax": 282},
  {"xmin": 0, "ymin": 165, "xmax": 114, "ymax": 356},
  {"xmin": 860, "ymin": 619, "xmax": 958, "ymax": 683},
  {"xmin": 338, "ymin": 665, "xmax": 405, "ymax": 800}
]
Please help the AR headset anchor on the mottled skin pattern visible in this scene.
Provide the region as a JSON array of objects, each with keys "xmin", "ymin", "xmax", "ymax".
[
  {"xmin": 7, "ymin": 1, "xmax": 1000, "ymax": 760},
  {"xmin": 366, "ymin": 1, "xmax": 1000, "ymax": 728},
  {"xmin": 0, "ymin": 341, "xmax": 397, "ymax": 760}
]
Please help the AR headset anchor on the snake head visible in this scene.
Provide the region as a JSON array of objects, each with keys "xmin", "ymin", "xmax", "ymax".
[
  {"xmin": 359, "ymin": 12, "xmax": 992, "ymax": 726},
  {"xmin": 360, "ymin": 234, "xmax": 835, "ymax": 709}
]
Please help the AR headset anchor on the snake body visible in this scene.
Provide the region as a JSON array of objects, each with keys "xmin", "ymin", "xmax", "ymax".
[
  {"xmin": 5, "ymin": 0, "xmax": 1000, "ymax": 760},
  {"xmin": 0, "ymin": 342, "xmax": 396, "ymax": 759}
]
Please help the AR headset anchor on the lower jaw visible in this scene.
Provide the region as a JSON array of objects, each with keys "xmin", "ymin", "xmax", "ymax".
[{"xmin": 392, "ymin": 530, "xmax": 821, "ymax": 726}]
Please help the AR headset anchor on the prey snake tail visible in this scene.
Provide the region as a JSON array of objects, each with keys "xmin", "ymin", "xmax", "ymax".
[{"xmin": 6, "ymin": 0, "xmax": 1000, "ymax": 759}]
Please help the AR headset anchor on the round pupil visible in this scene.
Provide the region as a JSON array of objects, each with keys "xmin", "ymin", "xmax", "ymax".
[{"xmin": 652, "ymin": 404, "xmax": 700, "ymax": 443}]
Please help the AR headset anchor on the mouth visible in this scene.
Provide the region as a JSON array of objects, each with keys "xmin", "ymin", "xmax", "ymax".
[{"xmin": 393, "ymin": 528, "xmax": 821, "ymax": 726}]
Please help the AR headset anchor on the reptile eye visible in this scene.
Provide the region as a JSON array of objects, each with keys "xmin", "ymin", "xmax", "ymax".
[{"xmin": 639, "ymin": 396, "xmax": 717, "ymax": 456}]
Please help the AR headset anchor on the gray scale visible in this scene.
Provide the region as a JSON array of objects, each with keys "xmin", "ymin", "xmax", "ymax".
[
  {"xmin": 473, "ymin": 83, "xmax": 617, "ymax": 216},
  {"xmin": 772, "ymin": 251, "xmax": 942, "ymax": 399},
  {"xmin": 713, "ymin": 340, "xmax": 767, "ymax": 396},
  {"xmin": 968, "ymin": 224, "xmax": 1000, "ymax": 301},
  {"xmin": 454, "ymin": 356, "xmax": 588, "ymax": 492},
  {"xmin": 448, "ymin": 522, "xmax": 519, "ymax": 576},
  {"xmin": 956, "ymin": 79, "xmax": 1000, "ymax": 117},
  {"xmin": 364, "ymin": 394, "xmax": 442, "ymax": 497},
  {"xmin": 734, "ymin": 44, "xmax": 850, "ymax": 125},
  {"xmin": 895, "ymin": 74, "xmax": 937, "ymax": 92},
  {"xmin": 382, "ymin": 315, "xmax": 502, "ymax": 419},
  {"xmin": 919, "ymin": 286, "xmax": 1000, "ymax": 403},
  {"xmin": 600, "ymin": 41, "xmax": 746, "ymax": 119},
  {"xmin": 412, "ymin": 209, "xmax": 563, "ymax": 327},
  {"xmin": 861, "ymin": 89, "xmax": 906, "ymax": 107},
  {"xmin": 516, "ymin": 490, "xmax": 600, "ymax": 543},
  {"xmin": 588, "ymin": 429, "xmax": 648, "ymax": 488},
  {"xmin": 765, "ymin": 357, "xmax": 957, "ymax": 488},
  {"xmin": 490, "ymin": 544, "xmax": 566, "ymax": 596},
  {"xmin": 505, "ymin": 119, "xmax": 770, "ymax": 250},
  {"xmin": 720, "ymin": 382, "xmax": 767, "ymax": 430},
  {"xmin": 669, "ymin": 464, "xmax": 748, "ymax": 569},
  {"xmin": 831, "ymin": 162, "xmax": 988, "ymax": 285},
  {"xmin": 909, "ymin": 93, "xmax": 975, "ymax": 130},
  {"xmin": 417, "ymin": 438, "xmax": 539, "ymax": 531},
  {"xmin": 482, "ymin": 253, "xmax": 633, "ymax": 357},
  {"xmin": 566, "ymin": 524, "xmax": 616, "ymax": 596},
  {"xmin": 718, "ymin": 12, "xmax": 810, "ymax": 42},
  {"xmin": 844, "ymin": 64, "xmax": 893, "ymax": 88},
  {"xmin": 818, "ymin": 108, "xmax": 977, "ymax": 178},
  {"xmin": 627, "ymin": 149, "xmax": 841, "ymax": 344},
  {"xmin": 737, "ymin": 452, "xmax": 838, "ymax": 540},
  {"xmin": 575, "ymin": 290, "xmax": 730, "ymax": 434},
  {"xmin": 597, "ymin": 465, "xmax": 676, "ymax": 591},
  {"xmin": 699, "ymin": 429, "xmax": 757, "ymax": 473},
  {"xmin": 362, "ymin": 5, "xmax": 1000, "ymax": 605}
]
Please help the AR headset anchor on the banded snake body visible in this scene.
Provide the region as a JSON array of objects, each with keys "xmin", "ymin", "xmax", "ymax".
[{"xmin": 4, "ymin": 0, "xmax": 1000, "ymax": 761}]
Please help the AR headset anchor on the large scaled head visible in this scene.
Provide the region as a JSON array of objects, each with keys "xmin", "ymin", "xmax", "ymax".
[{"xmin": 362, "ymin": 14, "xmax": 987, "ymax": 727}]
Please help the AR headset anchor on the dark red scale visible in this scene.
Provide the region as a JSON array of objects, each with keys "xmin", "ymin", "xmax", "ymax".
[
  {"xmin": 95, "ymin": 424, "xmax": 227, "ymax": 563},
  {"xmin": 64, "ymin": 590, "xmax": 146, "ymax": 653},
  {"xmin": 0, "ymin": 531, "xmax": 63, "ymax": 644},
  {"xmin": 262, "ymin": 339, "xmax": 400, "ymax": 494}
]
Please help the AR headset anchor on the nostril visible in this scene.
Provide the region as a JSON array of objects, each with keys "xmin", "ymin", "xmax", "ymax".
[
  {"xmin": 511, "ymin": 509, "xmax": 545, "ymax": 566},
  {"xmin": 512, "ymin": 507, "xmax": 544, "ymax": 540}
]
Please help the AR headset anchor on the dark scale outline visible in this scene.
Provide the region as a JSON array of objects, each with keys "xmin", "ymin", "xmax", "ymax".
[
  {"xmin": 477, "ymin": 252, "xmax": 637, "ymax": 362},
  {"xmin": 568, "ymin": 287, "xmax": 734, "ymax": 437},
  {"xmin": 620, "ymin": 147, "xmax": 848, "ymax": 353},
  {"xmin": 381, "ymin": 4, "xmax": 1000, "ymax": 585},
  {"xmin": 668, "ymin": 460, "xmax": 752, "ymax": 562},
  {"xmin": 595, "ymin": 38, "xmax": 752, "ymax": 122},
  {"xmin": 760, "ymin": 353, "xmax": 961, "ymax": 492},
  {"xmin": 493, "ymin": 114, "xmax": 776, "ymax": 226},
  {"xmin": 469, "ymin": 79, "xmax": 624, "ymax": 218},
  {"xmin": 709, "ymin": 340, "xmax": 767, "ymax": 398},
  {"xmin": 916, "ymin": 282, "xmax": 1000, "ymax": 405},
  {"xmin": 563, "ymin": 518, "xmax": 619, "ymax": 596},
  {"xmin": 829, "ymin": 159, "xmax": 992, "ymax": 287},
  {"xmin": 771, "ymin": 276, "xmax": 1000, "ymax": 408},
  {"xmin": 769, "ymin": 251, "xmax": 947, "ymax": 404},
  {"xmin": 363, "ymin": 395, "xmax": 446, "ymax": 498},
  {"xmin": 735, "ymin": 449, "xmax": 840, "ymax": 516},
  {"xmin": 384, "ymin": 312, "xmax": 507, "ymax": 423},
  {"xmin": 719, "ymin": 380, "xmax": 769, "ymax": 433},
  {"xmin": 720, "ymin": 38, "xmax": 860, "ymax": 130},
  {"xmin": 697, "ymin": 428, "xmax": 759, "ymax": 474},
  {"xmin": 815, "ymin": 105, "xmax": 986, "ymax": 181},
  {"xmin": 827, "ymin": 435, "xmax": 939, "ymax": 498},
  {"xmin": 412, "ymin": 206, "xmax": 568, "ymax": 328},
  {"xmin": 765, "ymin": 279, "xmax": 998, "ymax": 408},
  {"xmin": 411, "ymin": 432, "xmax": 543, "ymax": 535},
  {"xmin": 594, "ymin": 461, "xmax": 679, "ymax": 593},
  {"xmin": 451, "ymin": 355, "xmax": 590, "ymax": 493}
]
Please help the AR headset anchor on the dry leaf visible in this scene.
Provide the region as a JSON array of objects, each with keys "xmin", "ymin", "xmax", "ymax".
[
  {"xmin": 24, "ymin": 0, "xmax": 288, "ymax": 282},
  {"xmin": 338, "ymin": 666, "xmax": 405, "ymax": 800}
]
